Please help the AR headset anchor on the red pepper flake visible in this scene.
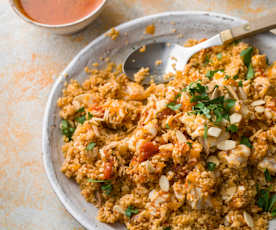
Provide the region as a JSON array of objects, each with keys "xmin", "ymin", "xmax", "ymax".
[
  {"xmin": 139, "ymin": 142, "xmax": 159, "ymax": 162},
  {"xmin": 103, "ymin": 161, "xmax": 113, "ymax": 179}
]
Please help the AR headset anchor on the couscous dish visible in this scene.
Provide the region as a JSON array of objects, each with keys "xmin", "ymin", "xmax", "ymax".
[{"xmin": 57, "ymin": 40, "xmax": 276, "ymax": 230}]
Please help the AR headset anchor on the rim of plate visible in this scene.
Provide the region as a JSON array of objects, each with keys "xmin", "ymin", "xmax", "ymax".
[{"xmin": 42, "ymin": 11, "xmax": 246, "ymax": 230}]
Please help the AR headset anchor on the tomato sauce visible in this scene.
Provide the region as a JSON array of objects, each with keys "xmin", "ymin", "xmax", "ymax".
[{"xmin": 17, "ymin": 0, "xmax": 103, "ymax": 25}]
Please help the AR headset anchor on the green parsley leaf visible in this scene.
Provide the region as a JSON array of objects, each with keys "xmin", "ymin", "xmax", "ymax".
[
  {"xmin": 88, "ymin": 112, "xmax": 93, "ymax": 120},
  {"xmin": 227, "ymin": 124, "xmax": 238, "ymax": 133},
  {"xmin": 76, "ymin": 107, "xmax": 85, "ymax": 113},
  {"xmin": 125, "ymin": 206, "xmax": 139, "ymax": 218},
  {"xmin": 271, "ymin": 208, "xmax": 276, "ymax": 217},
  {"xmin": 164, "ymin": 227, "xmax": 171, "ymax": 230},
  {"xmin": 75, "ymin": 115, "xmax": 86, "ymax": 124},
  {"xmin": 175, "ymin": 93, "xmax": 182, "ymax": 99},
  {"xmin": 88, "ymin": 179, "xmax": 110, "ymax": 183},
  {"xmin": 240, "ymin": 47, "xmax": 253, "ymax": 66},
  {"xmin": 246, "ymin": 63, "xmax": 254, "ymax": 80},
  {"xmin": 233, "ymin": 75, "xmax": 239, "ymax": 80},
  {"xmin": 240, "ymin": 136, "xmax": 252, "ymax": 148},
  {"xmin": 238, "ymin": 80, "xmax": 243, "ymax": 87},
  {"xmin": 87, "ymin": 142, "xmax": 96, "ymax": 151},
  {"xmin": 217, "ymin": 53, "xmax": 222, "ymax": 60},
  {"xmin": 204, "ymin": 125, "xmax": 208, "ymax": 140},
  {"xmin": 257, "ymin": 188, "xmax": 270, "ymax": 211},
  {"xmin": 60, "ymin": 119, "xmax": 75, "ymax": 139},
  {"xmin": 207, "ymin": 162, "xmax": 216, "ymax": 171},
  {"xmin": 265, "ymin": 169, "xmax": 272, "ymax": 183},
  {"xmin": 167, "ymin": 102, "xmax": 182, "ymax": 111},
  {"xmin": 269, "ymin": 194, "xmax": 276, "ymax": 211},
  {"xmin": 187, "ymin": 142, "xmax": 192, "ymax": 149},
  {"xmin": 203, "ymin": 55, "xmax": 210, "ymax": 66},
  {"xmin": 224, "ymin": 75, "xmax": 230, "ymax": 80},
  {"xmin": 165, "ymin": 123, "xmax": 170, "ymax": 129},
  {"xmin": 266, "ymin": 56, "xmax": 270, "ymax": 65},
  {"xmin": 101, "ymin": 183, "xmax": 112, "ymax": 195},
  {"xmin": 206, "ymin": 70, "xmax": 224, "ymax": 80},
  {"xmin": 224, "ymin": 99, "xmax": 236, "ymax": 111}
]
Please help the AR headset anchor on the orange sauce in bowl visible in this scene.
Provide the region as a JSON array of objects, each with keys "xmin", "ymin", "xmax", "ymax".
[{"xmin": 17, "ymin": 0, "xmax": 103, "ymax": 25}]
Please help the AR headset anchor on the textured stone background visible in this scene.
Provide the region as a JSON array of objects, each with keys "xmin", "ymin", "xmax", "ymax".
[{"xmin": 1, "ymin": 0, "xmax": 276, "ymax": 229}]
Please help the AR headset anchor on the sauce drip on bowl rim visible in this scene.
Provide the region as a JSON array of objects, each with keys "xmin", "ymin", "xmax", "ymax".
[{"xmin": 16, "ymin": 0, "xmax": 103, "ymax": 25}]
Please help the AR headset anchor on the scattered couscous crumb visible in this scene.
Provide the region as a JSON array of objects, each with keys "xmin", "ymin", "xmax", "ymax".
[
  {"xmin": 155, "ymin": 60, "xmax": 162, "ymax": 66},
  {"xmin": 92, "ymin": 62, "xmax": 99, "ymax": 67},
  {"xmin": 58, "ymin": 39, "xmax": 276, "ymax": 230},
  {"xmin": 106, "ymin": 27, "xmax": 119, "ymax": 40},
  {"xmin": 134, "ymin": 67, "xmax": 150, "ymax": 83},
  {"xmin": 139, "ymin": 45, "xmax": 146, "ymax": 53},
  {"xmin": 145, "ymin": 24, "xmax": 155, "ymax": 35}
]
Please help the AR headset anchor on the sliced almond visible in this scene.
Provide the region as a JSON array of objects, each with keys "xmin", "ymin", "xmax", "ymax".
[
  {"xmin": 217, "ymin": 140, "xmax": 236, "ymax": 151},
  {"xmin": 251, "ymin": 99, "xmax": 265, "ymax": 107},
  {"xmin": 208, "ymin": 127, "xmax": 222, "ymax": 138},
  {"xmin": 223, "ymin": 186, "xmax": 237, "ymax": 201},
  {"xmin": 145, "ymin": 160, "xmax": 155, "ymax": 173},
  {"xmin": 159, "ymin": 175, "xmax": 170, "ymax": 192},
  {"xmin": 230, "ymin": 113, "xmax": 242, "ymax": 124},
  {"xmin": 175, "ymin": 130, "xmax": 187, "ymax": 143},
  {"xmin": 238, "ymin": 87, "xmax": 247, "ymax": 100},
  {"xmin": 225, "ymin": 85, "xmax": 239, "ymax": 100},
  {"xmin": 207, "ymin": 155, "xmax": 220, "ymax": 166},
  {"xmin": 149, "ymin": 189, "xmax": 157, "ymax": 201},
  {"xmin": 113, "ymin": 205, "xmax": 125, "ymax": 214},
  {"xmin": 243, "ymin": 211, "xmax": 254, "ymax": 228},
  {"xmin": 255, "ymin": 106, "xmax": 265, "ymax": 113}
]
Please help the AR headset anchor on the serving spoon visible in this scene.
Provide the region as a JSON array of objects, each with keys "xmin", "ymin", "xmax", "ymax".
[{"xmin": 124, "ymin": 10, "xmax": 276, "ymax": 85}]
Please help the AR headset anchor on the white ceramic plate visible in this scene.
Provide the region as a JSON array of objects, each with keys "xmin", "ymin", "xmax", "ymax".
[{"xmin": 42, "ymin": 11, "xmax": 276, "ymax": 230}]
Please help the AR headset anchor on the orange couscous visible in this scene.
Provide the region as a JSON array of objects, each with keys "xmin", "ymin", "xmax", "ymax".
[{"xmin": 57, "ymin": 39, "xmax": 276, "ymax": 230}]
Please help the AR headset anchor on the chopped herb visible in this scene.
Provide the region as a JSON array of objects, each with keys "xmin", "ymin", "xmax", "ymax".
[
  {"xmin": 207, "ymin": 162, "xmax": 216, "ymax": 171},
  {"xmin": 266, "ymin": 56, "xmax": 270, "ymax": 65},
  {"xmin": 87, "ymin": 142, "xmax": 96, "ymax": 151},
  {"xmin": 257, "ymin": 188, "xmax": 270, "ymax": 211},
  {"xmin": 224, "ymin": 75, "xmax": 230, "ymax": 80},
  {"xmin": 167, "ymin": 102, "xmax": 182, "ymax": 111},
  {"xmin": 76, "ymin": 107, "xmax": 85, "ymax": 113},
  {"xmin": 265, "ymin": 169, "xmax": 272, "ymax": 183},
  {"xmin": 164, "ymin": 227, "xmax": 171, "ymax": 230},
  {"xmin": 175, "ymin": 93, "xmax": 182, "ymax": 99},
  {"xmin": 203, "ymin": 55, "xmax": 210, "ymax": 66},
  {"xmin": 75, "ymin": 115, "xmax": 86, "ymax": 124},
  {"xmin": 227, "ymin": 124, "xmax": 238, "ymax": 133},
  {"xmin": 101, "ymin": 183, "xmax": 113, "ymax": 195},
  {"xmin": 217, "ymin": 53, "xmax": 222, "ymax": 60},
  {"xmin": 88, "ymin": 179, "xmax": 110, "ymax": 183},
  {"xmin": 240, "ymin": 47, "xmax": 253, "ymax": 66},
  {"xmin": 238, "ymin": 80, "xmax": 243, "ymax": 87},
  {"xmin": 185, "ymin": 82, "xmax": 235, "ymax": 124},
  {"xmin": 60, "ymin": 119, "xmax": 75, "ymax": 139},
  {"xmin": 187, "ymin": 142, "xmax": 192, "ymax": 149},
  {"xmin": 206, "ymin": 69, "xmax": 224, "ymax": 80},
  {"xmin": 204, "ymin": 125, "xmax": 208, "ymax": 140},
  {"xmin": 125, "ymin": 206, "xmax": 139, "ymax": 218},
  {"xmin": 224, "ymin": 99, "xmax": 236, "ymax": 111},
  {"xmin": 88, "ymin": 112, "xmax": 93, "ymax": 120},
  {"xmin": 240, "ymin": 136, "xmax": 252, "ymax": 148},
  {"xmin": 246, "ymin": 63, "xmax": 254, "ymax": 80},
  {"xmin": 233, "ymin": 75, "xmax": 239, "ymax": 80},
  {"xmin": 165, "ymin": 123, "xmax": 170, "ymax": 129},
  {"xmin": 272, "ymin": 209, "xmax": 276, "ymax": 217}
]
